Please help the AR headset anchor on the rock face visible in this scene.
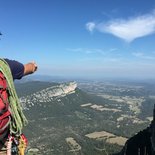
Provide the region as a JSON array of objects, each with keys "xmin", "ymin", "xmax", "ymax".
[
  {"xmin": 20, "ymin": 82, "xmax": 77, "ymax": 108},
  {"xmin": 118, "ymin": 105, "xmax": 155, "ymax": 155}
]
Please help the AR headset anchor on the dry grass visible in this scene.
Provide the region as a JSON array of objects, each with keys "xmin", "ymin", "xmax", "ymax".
[{"xmin": 85, "ymin": 131, "xmax": 127, "ymax": 146}]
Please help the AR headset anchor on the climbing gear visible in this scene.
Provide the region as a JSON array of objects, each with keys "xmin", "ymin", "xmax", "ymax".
[
  {"xmin": 0, "ymin": 58, "xmax": 28, "ymax": 136},
  {"xmin": 18, "ymin": 134, "xmax": 28, "ymax": 155},
  {"xmin": 7, "ymin": 136, "xmax": 13, "ymax": 155},
  {"xmin": 0, "ymin": 59, "xmax": 28, "ymax": 154},
  {"xmin": 5, "ymin": 134, "xmax": 28, "ymax": 155}
]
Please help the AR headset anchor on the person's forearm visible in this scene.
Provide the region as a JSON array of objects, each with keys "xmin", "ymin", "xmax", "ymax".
[{"xmin": 24, "ymin": 62, "xmax": 37, "ymax": 76}]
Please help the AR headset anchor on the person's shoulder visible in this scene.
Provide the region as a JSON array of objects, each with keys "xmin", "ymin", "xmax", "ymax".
[
  {"xmin": 4, "ymin": 58, "xmax": 24, "ymax": 68},
  {"xmin": 4, "ymin": 58, "xmax": 21, "ymax": 65},
  {"xmin": 4, "ymin": 58, "xmax": 24, "ymax": 80}
]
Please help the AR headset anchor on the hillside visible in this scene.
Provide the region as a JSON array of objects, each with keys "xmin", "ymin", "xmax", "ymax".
[{"xmin": 15, "ymin": 80, "xmax": 155, "ymax": 155}]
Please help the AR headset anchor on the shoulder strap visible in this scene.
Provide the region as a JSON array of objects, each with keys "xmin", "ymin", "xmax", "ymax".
[{"xmin": 0, "ymin": 58, "xmax": 28, "ymax": 135}]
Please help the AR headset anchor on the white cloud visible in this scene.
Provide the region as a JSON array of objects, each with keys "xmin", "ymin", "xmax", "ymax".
[
  {"xmin": 132, "ymin": 52, "xmax": 144, "ymax": 57},
  {"xmin": 86, "ymin": 10, "xmax": 155, "ymax": 42},
  {"xmin": 66, "ymin": 48, "xmax": 118, "ymax": 55},
  {"xmin": 132, "ymin": 52, "xmax": 155, "ymax": 60},
  {"xmin": 86, "ymin": 22, "xmax": 96, "ymax": 32},
  {"xmin": 66, "ymin": 48, "xmax": 83, "ymax": 52},
  {"xmin": 66, "ymin": 48, "xmax": 105, "ymax": 54}
]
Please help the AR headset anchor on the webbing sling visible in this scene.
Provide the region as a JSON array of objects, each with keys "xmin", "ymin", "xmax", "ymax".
[{"xmin": 0, "ymin": 58, "xmax": 28, "ymax": 135}]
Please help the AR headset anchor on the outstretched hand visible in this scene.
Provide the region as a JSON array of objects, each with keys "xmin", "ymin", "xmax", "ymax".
[
  {"xmin": 24, "ymin": 61, "xmax": 38, "ymax": 76},
  {"xmin": 31, "ymin": 61, "xmax": 38, "ymax": 72}
]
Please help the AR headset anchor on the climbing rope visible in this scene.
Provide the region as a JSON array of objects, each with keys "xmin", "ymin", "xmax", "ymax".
[{"xmin": 0, "ymin": 58, "xmax": 28, "ymax": 135}]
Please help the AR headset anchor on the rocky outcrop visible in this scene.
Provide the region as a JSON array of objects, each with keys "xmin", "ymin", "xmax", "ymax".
[
  {"xmin": 20, "ymin": 82, "xmax": 77, "ymax": 107},
  {"xmin": 117, "ymin": 105, "xmax": 155, "ymax": 155}
]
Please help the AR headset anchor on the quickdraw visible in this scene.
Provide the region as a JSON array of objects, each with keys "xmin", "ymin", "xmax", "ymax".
[
  {"xmin": 18, "ymin": 134, "xmax": 28, "ymax": 155},
  {"xmin": 6, "ymin": 134, "xmax": 28, "ymax": 155},
  {"xmin": 6, "ymin": 136, "xmax": 12, "ymax": 155}
]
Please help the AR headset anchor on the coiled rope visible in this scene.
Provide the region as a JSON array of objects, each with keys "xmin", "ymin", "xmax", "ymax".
[{"xmin": 0, "ymin": 58, "xmax": 28, "ymax": 135}]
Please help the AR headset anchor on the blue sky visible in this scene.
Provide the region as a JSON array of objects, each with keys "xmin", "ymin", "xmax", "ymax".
[{"xmin": 0, "ymin": 0, "xmax": 155, "ymax": 79}]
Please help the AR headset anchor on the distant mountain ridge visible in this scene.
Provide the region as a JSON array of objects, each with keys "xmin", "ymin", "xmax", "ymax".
[{"xmin": 16, "ymin": 74, "xmax": 73, "ymax": 83}]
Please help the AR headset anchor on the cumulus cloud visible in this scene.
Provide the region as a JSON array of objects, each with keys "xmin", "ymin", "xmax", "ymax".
[{"xmin": 86, "ymin": 10, "xmax": 155, "ymax": 42}]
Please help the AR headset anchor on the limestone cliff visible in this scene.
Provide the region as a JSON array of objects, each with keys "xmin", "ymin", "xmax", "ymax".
[{"xmin": 20, "ymin": 82, "xmax": 77, "ymax": 107}]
